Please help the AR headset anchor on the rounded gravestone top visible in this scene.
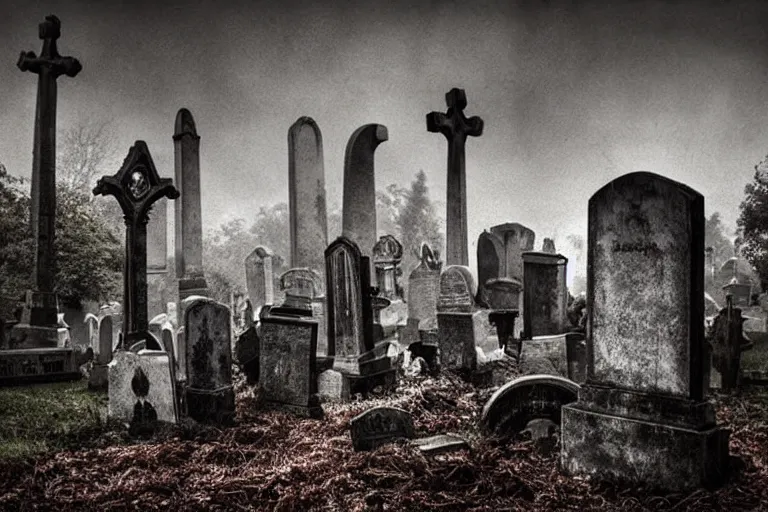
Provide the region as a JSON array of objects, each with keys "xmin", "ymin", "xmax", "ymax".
[{"xmin": 480, "ymin": 374, "xmax": 579, "ymax": 437}]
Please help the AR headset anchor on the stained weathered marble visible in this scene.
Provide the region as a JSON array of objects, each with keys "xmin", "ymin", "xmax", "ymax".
[
  {"xmin": 437, "ymin": 265, "xmax": 476, "ymax": 313},
  {"xmin": 245, "ymin": 246, "xmax": 275, "ymax": 310},
  {"xmin": 522, "ymin": 252, "xmax": 569, "ymax": 338},
  {"xmin": 259, "ymin": 314, "xmax": 321, "ymax": 418}
]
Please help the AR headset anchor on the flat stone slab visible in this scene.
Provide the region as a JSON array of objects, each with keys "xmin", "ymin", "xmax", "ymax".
[{"xmin": 410, "ymin": 434, "xmax": 469, "ymax": 455}]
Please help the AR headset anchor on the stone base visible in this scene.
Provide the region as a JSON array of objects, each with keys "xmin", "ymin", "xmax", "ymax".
[
  {"xmin": 88, "ymin": 363, "xmax": 109, "ymax": 391},
  {"xmin": 561, "ymin": 404, "xmax": 730, "ymax": 491},
  {"xmin": 185, "ymin": 385, "xmax": 236, "ymax": 426},
  {"xmin": 0, "ymin": 348, "xmax": 80, "ymax": 386},
  {"xmin": 8, "ymin": 324, "xmax": 60, "ymax": 349},
  {"xmin": 437, "ymin": 311, "xmax": 486, "ymax": 371}
]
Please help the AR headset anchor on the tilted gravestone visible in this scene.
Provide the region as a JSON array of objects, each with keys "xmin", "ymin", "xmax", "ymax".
[
  {"xmin": 350, "ymin": 406, "xmax": 415, "ymax": 451},
  {"xmin": 184, "ymin": 298, "xmax": 235, "ymax": 425},
  {"xmin": 481, "ymin": 375, "xmax": 579, "ymax": 439},
  {"xmin": 561, "ymin": 172, "xmax": 729, "ymax": 491},
  {"xmin": 259, "ymin": 310, "xmax": 322, "ymax": 418}
]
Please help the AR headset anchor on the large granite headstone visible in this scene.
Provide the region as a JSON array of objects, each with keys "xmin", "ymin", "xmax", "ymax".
[
  {"xmin": 259, "ymin": 311, "xmax": 322, "ymax": 418},
  {"xmin": 184, "ymin": 298, "xmax": 235, "ymax": 425},
  {"xmin": 561, "ymin": 171, "xmax": 729, "ymax": 491}
]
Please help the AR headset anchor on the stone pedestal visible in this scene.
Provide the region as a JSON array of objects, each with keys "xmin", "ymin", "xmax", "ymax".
[
  {"xmin": 561, "ymin": 385, "xmax": 730, "ymax": 490},
  {"xmin": 437, "ymin": 311, "xmax": 486, "ymax": 371}
]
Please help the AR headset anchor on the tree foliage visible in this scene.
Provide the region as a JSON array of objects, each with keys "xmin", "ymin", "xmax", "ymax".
[
  {"xmin": 738, "ymin": 163, "xmax": 768, "ymax": 291},
  {"xmin": 706, "ymin": 212, "xmax": 735, "ymax": 268}
]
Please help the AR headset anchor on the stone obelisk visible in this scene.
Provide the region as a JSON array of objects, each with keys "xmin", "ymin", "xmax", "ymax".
[{"xmin": 12, "ymin": 15, "xmax": 82, "ymax": 347}]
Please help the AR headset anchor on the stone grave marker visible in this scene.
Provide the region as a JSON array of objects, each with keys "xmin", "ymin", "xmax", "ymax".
[
  {"xmin": 561, "ymin": 171, "xmax": 729, "ymax": 491},
  {"xmin": 481, "ymin": 375, "xmax": 579, "ymax": 439},
  {"xmin": 350, "ymin": 406, "xmax": 415, "ymax": 451},
  {"xmin": 427, "ymin": 88, "xmax": 484, "ymax": 266},
  {"xmin": 234, "ymin": 325, "xmax": 259, "ymax": 384},
  {"xmin": 244, "ymin": 246, "xmax": 275, "ymax": 313},
  {"xmin": 174, "ymin": 108, "xmax": 209, "ymax": 303},
  {"xmin": 108, "ymin": 345, "xmax": 178, "ymax": 436},
  {"xmin": 522, "ymin": 251, "xmax": 569, "ymax": 338},
  {"xmin": 342, "ymin": 124, "xmax": 388, "ymax": 262},
  {"xmin": 372, "ymin": 234, "xmax": 407, "ymax": 341},
  {"xmin": 259, "ymin": 311, "xmax": 322, "ymax": 418},
  {"xmin": 88, "ymin": 315, "xmax": 113, "ymax": 390},
  {"xmin": 184, "ymin": 298, "xmax": 235, "ymax": 425},
  {"xmin": 278, "ymin": 267, "xmax": 328, "ymax": 357},
  {"xmin": 436, "ymin": 266, "xmax": 487, "ymax": 371},
  {"xmin": 288, "ymin": 117, "xmax": 328, "ymax": 278},
  {"xmin": 476, "ymin": 230, "xmax": 504, "ymax": 306}
]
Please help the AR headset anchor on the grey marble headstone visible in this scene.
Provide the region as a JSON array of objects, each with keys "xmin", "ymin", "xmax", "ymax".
[
  {"xmin": 476, "ymin": 230, "xmax": 504, "ymax": 304},
  {"xmin": 259, "ymin": 314, "xmax": 322, "ymax": 418},
  {"xmin": 437, "ymin": 265, "xmax": 476, "ymax": 313},
  {"xmin": 489, "ymin": 223, "xmax": 535, "ymax": 284},
  {"xmin": 407, "ymin": 243, "xmax": 442, "ymax": 332},
  {"xmin": 184, "ymin": 298, "xmax": 235, "ymax": 425},
  {"xmin": 350, "ymin": 406, "xmax": 415, "ymax": 451},
  {"xmin": 561, "ymin": 171, "xmax": 729, "ymax": 491}
]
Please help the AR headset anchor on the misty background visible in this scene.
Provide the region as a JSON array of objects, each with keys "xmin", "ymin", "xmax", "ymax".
[{"xmin": 2, "ymin": 0, "xmax": 768, "ymax": 290}]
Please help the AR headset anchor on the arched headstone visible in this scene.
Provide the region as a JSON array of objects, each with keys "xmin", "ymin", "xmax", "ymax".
[{"xmin": 481, "ymin": 374, "xmax": 579, "ymax": 438}]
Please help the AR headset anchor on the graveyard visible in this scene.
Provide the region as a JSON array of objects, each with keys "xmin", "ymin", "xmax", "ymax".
[{"xmin": 4, "ymin": 3, "xmax": 768, "ymax": 511}]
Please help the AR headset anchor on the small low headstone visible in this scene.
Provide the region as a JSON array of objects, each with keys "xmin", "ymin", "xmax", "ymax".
[
  {"xmin": 317, "ymin": 368, "xmax": 348, "ymax": 402},
  {"xmin": 350, "ymin": 406, "xmax": 415, "ymax": 451},
  {"xmin": 108, "ymin": 346, "xmax": 178, "ymax": 435},
  {"xmin": 480, "ymin": 374, "xmax": 579, "ymax": 439}
]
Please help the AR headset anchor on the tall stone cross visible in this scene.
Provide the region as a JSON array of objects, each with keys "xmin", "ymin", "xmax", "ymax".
[
  {"xmin": 93, "ymin": 141, "xmax": 179, "ymax": 345},
  {"xmin": 427, "ymin": 88, "xmax": 484, "ymax": 266},
  {"xmin": 17, "ymin": 15, "xmax": 81, "ymax": 330}
]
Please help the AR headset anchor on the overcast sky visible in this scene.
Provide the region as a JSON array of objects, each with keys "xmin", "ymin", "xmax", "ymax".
[{"xmin": 2, "ymin": 0, "xmax": 768, "ymax": 284}]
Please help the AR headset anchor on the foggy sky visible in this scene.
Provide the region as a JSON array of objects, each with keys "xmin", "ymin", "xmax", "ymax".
[{"xmin": 2, "ymin": 0, "xmax": 768, "ymax": 284}]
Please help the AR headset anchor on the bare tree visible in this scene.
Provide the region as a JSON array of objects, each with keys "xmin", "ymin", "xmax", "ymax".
[{"xmin": 57, "ymin": 119, "xmax": 119, "ymax": 193}]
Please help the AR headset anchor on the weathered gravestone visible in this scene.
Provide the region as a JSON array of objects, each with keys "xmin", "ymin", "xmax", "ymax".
[
  {"xmin": 326, "ymin": 237, "xmax": 395, "ymax": 394},
  {"xmin": 519, "ymin": 332, "xmax": 587, "ymax": 384},
  {"xmin": 436, "ymin": 265, "xmax": 489, "ymax": 371},
  {"xmin": 372, "ymin": 235, "xmax": 407, "ymax": 342},
  {"xmin": 278, "ymin": 268, "xmax": 328, "ymax": 358},
  {"xmin": 244, "ymin": 246, "xmax": 275, "ymax": 313},
  {"xmin": 560, "ymin": 172, "xmax": 730, "ymax": 491},
  {"xmin": 174, "ymin": 108, "xmax": 209, "ymax": 304},
  {"xmin": 489, "ymin": 223, "xmax": 535, "ymax": 338},
  {"xmin": 108, "ymin": 347, "xmax": 178, "ymax": 436},
  {"xmin": 481, "ymin": 375, "xmax": 579, "ymax": 440},
  {"xmin": 184, "ymin": 298, "xmax": 235, "ymax": 425},
  {"xmin": 341, "ymin": 124, "xmax": 388, "ymax": 262},
  {"xmin": 146, "ymin": 196, "xmax": 168, "ymax": 319},
  {"xmin": 288, "ymin": 117, "xmax": 328, "ymax": 279},
  {"xmin": 259, "ymin": 310, "xmax": 322, "ymax": 418},
  {"xmin": 427, "ymin": 88, "xmax": 484, "ymax": 267},
  {"xmin": 401, "ymin": 242, "xmax": 443, "ymax": 352},
  {"xmin": 350, "ymin": 406, "xmax": 415, "ymax": 451},
  {"xmin": 522, "ymin": 251, "xmax": 569, "ymax": 338},
  {"xmin": 476, "ymin": 230, "xmax": 505, "ymax": 306}
]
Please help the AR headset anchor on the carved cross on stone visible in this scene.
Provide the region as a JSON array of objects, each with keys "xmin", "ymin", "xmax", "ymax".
[
  {"xmin": 18, "ymin": 15, "xmax": 82, "ymax": 295},
  {"xmin": 93, "ymin": 141, "xmax": 179, "ymax": 344},
  {"xmin": 427, "ymin": 88, "xmax": 484, "ymax": 267}
]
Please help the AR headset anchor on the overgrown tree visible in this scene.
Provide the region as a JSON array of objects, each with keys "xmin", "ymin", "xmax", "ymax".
[{"xmin": 738, "ymin": 161, "xmax": 768, "ymax": 291}]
